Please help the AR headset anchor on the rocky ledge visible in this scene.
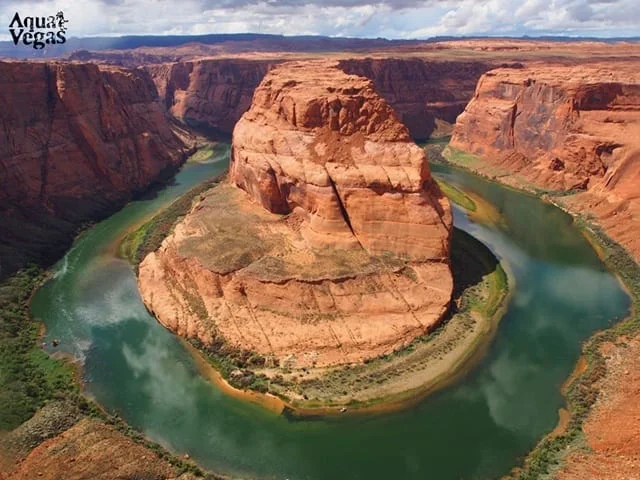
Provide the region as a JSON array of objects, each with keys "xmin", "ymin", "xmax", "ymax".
[
  {"xmin": 138, "ymin": 61, "xmax": 452, "ymax": 370},
  {"xmin": 450, "ymin": 62, "xmax": 640, "ymax": 260},
  {"xmin": 0, "ymin": 61, "xmax": 193, "ymax": 277}
]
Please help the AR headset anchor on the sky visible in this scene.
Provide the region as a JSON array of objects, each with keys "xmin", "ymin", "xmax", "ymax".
[{"xmin": 1, "ymin": 0, "xmax": 639, "ymax": 40}]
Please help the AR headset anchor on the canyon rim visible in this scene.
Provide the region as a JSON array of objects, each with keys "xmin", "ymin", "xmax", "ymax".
[{"xmin": 0, "ymin": 16, "xmax": 639, "ymax": 480}]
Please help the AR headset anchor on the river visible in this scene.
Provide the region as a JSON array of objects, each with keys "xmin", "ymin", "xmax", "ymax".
[{"xmin": 31, "ymin": 146, "xmax": 630, "ymax": 480}]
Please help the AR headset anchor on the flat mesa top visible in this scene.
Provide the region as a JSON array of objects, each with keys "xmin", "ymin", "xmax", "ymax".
[
  {"xmin": 487, "ymin": 62, "xmax": 640, "ymax": 86},
  {"xmin": 177, "ymin": 182, "xmax": 407, "ymax": 282},
  {"xmin": 263, "ymin": 60, "xmax": 373, "ymax": 94}
]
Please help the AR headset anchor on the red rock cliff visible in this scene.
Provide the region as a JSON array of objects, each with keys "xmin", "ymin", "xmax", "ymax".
[
  {"xmin": 339, "ymin": 58, "xmax": 492, "ymax": 139},
  {"xmin": 0, "ymin": 61, "xmax": 193, "ymax": 276},
  {"xmin": 146, "ymin": 59, "xmax": 274, "ymax": 134},
  {"xmin": 147, "ymin": 57, "xmax": 491, "ymax": 140},
  {"xmin": 231, "ymin": 60, "xmax": 451, "ymax": 261},
  {"xmin": 138, "ymin": 60, "xmax": 453, "ymax": 369},
  {"xmin": 450, "ymin": 63, "xmax": 640, "ymax": 259}
]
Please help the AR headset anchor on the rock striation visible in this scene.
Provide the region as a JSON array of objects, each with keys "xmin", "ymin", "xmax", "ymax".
[
  {"xmin": 230, "ymin": 61, "xmax": 451, "ymax": 260},
  {"xmin": 147, "ymin": 57, "xmax": 492, "ymax": 139},
  {"xmin": 147, "ymin": 59, "xmax": 274, "ymax": 134},
  {"xmin": 450, "ymin": 62, "xmax": 640, "ymax": 260},
  {"xmin": 139, "ymin": 61, "xmax": 453, "ymax": 369},
  {"xmin": 339, "ymin": 58, "xmax": 492, "ymax": 139},
  {"xmin": 0, "ymin": 61, "xmax": 193, "ymax": 277}
]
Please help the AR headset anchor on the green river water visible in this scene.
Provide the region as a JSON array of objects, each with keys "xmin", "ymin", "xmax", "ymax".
[{"xmin": 31, "ymin": 147, "xmax": 630, "ymax": 480}]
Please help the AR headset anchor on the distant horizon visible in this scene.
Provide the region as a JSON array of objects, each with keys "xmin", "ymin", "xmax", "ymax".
[
  {"xmin": 2, "ymin": 31, "xmax": 640, "ymax": 43},
  {"xmin": 1, "ymin": 1, "xmax": 638, "ymax": 43}
]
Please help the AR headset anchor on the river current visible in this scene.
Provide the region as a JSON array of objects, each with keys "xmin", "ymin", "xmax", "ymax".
[{"xmin": 31, "ymin": 147, "xmax": 630, "ymax": 480}]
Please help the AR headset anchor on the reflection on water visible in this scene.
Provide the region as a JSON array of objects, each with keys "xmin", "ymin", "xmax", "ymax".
[{"xmin": 31, "ymin": 156, "xmax": 630, "ymax": 480}]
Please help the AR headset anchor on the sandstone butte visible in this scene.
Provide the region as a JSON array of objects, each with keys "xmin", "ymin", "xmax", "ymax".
[
  {"xmin": 0, "ymin": 60, "xmax": 193, "ymax": 277},
  {"xmin": 138, "ymin": 60, "xmax": 453, "ymax": 369},
  {"xmin": 144, "ymin": 57, "xmax": 492, "ymax": 140},
  {"xmin": 450, "ymin": 62, "xmax": 640, "ymax": 261}
]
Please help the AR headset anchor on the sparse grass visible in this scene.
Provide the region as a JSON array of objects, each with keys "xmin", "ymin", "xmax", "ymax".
[
  {"xmin": 0, "ymin": 266, "xmax": 212, "ymax": 477},
  {"xmin": 442, "ymin": 146, "xmax": 482, "ymax": 166},
  {"xmin": 189, "ymin": 145, "xmax": 215, "ymax": 163},
  {"xmin": 0, "ymin": 266, "xmax": 76, "ymax": 431},
  {"xmin": 275, "ymin": 228, "xmax": 509, "ymax": 410},
  {"xmin": 120, "ymin": 173, "xmax": 226, "ymax": 266},
  {"xmin": 436, "ymin": 178, "xmax": 477, "ymax": 211}
]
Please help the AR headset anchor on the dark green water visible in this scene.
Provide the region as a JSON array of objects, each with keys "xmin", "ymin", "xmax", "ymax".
[{"xmin": 31, "ymin": 150, "xmax": 630, "ymax": 480}]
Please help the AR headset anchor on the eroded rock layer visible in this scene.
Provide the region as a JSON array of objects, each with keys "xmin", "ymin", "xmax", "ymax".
[
  {"xmin": 0, "ymin": 61, "xmax": 192, "ymax": 276},
  {"xmin": 139, "ymin": 61, "xmax": 453, "ymax": 368},
  {"xmin": 147, "ymin": 57, "xmax": 492, "ymax": 139},
  {"xmin": 147, "ymin": 59, "xmax": 275, "ymax": 133},
  {"xmin": 339, "ymin": 59, "xmax": 492, "ymax": 139},
  {"xmin": 450, "ymin": 62, "xmax": 640, "ymax": 259}
]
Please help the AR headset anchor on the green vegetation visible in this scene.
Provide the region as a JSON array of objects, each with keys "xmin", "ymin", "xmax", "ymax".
[
  {"xmin": 508, "ymin": 222, "xmax": 640, "ymax": 480},
  {"xmin": 188, "ymin": 143, "xmax": 230, "ymax": 164},
  {"xmin": 0, "ymin": 267, "xmax": 210, "ymax": 476},
  {"xmin": 120, "ymin": 173, "xmax": 226, "ymax": 266},
  {"xmin": 189, "ymin": 337, "xmax": 274, "ymax": 394},
  {"xmin": 442, "ymin": 146, "xmax": 482, "ymax": 166},
  {"xmin": 435, "ymin": 178, "xmax": 477, "ymax": 211},
  {"xmin": 0, "ymin": 266, "xmax": 76, "ymax": 430},
  {"xmin": 189, "ymin": 144, "xmax": 216, "ymax": 163},
  {"xmin": 453, "ymin": 228, "xmax": 507, "ymax": 319}
]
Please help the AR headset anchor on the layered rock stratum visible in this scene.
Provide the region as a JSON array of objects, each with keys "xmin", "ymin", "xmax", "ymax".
[
  {"xmin": 450, "ymin": 62, "xmax": 640, "ymax": 260},
  {"xmin": 0, "ymin": 61, "xmax": 192, "ymax": 277},
  {"xmin": 138, "ymin": 60, "xmax": 453, "ymax": 368},
  {"xmin": 144, "ymin": 57, "xmax": 493, "ymax": 140},
  {"xmin": 339, "ymin": 59, "xmax": 491, "ymax": 139},
  {"xmin": 147, "ymin": 59, "xmax": 274, "ymax": 133}
]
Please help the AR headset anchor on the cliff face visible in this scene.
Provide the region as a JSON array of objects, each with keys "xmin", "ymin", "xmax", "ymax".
[
  {"xmin": 146, "ymin": 59, "xmax": 274, "ymax": 134},
  {"xmin": 231, "ymin": 61, "xmax": 451, "ymax": 260},
  {"xmin": 0, "ymin": 61, "xmax": 192, "ymax": 276},
  {"xmin": 339, "ymin": 59, "xmax": 492, "ymax": 139},
  {"xmin": 147, "ymin": 57, "xmax": 491, "ymax": 140},
  {"xmin": 138, "ymin": 61, "xmax": 453, "ymax": 369},
  {"xmin": 450, "ymin": 63, "xmax": 640, "ymax": 259}
]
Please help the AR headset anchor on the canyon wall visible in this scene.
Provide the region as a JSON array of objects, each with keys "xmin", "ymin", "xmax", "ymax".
[
  {"xmin": 0, "ymin": 61, "xmax": 193, "ymax": 277},
  {"xmin": 138, "ymin": 60, "xmax": 453, "ymax": 369},
  {"xmin": 146, "ymin": 59, "xmax": 275, "ymax": 134},
  {"xmin": 339, "ymin": 59, "xmax": 492, "ymax": 139},
  {"xmin": 450, "ymin": 62, "xmax": 640, "ymax": 259},
  {"xmin": 148, "ymin": 57, "xmax": 492, "ymax": 139}
]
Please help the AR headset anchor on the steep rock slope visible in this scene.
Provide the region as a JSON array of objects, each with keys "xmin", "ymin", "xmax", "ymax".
[
  {"xmin": 0, "ymin": 61, "xmax": 192, "ymax": 276},
  {"xmin": 146, "ymin": 59, "xmax": 274, "ymax": 133},
  {"xmin": 147, "ymin": 57, "xmax": 492, "ymax": 140},
  {"xmin": 138, "ymin": 61, "xmax": 453, "ymax": 369},
  {"xmin": 339, "ymin": 58, "xmax": 492, "ymax": 139},
  {"xmin": 450, "ymin": 62, "xmax": 640, "ymax": 259}
]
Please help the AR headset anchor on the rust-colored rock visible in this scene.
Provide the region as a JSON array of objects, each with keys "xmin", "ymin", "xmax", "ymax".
[
  {"xmin": 138, "ymin": 61, "xmax": 452, "ymax": 369},
  {"xmin": 557, "ymin": 337, "xmax": 640, "ymax": 480},
  {"xmin": 339, "ymin": 58, "xmax": 492, "ymax": 139},
  {"xmin": 450, "ymin": 62, "xmax": 640, "ymax": 260},
  {"xmin": 0, "ymin": 61, "xmax": 192, "ymax": 277},
  {"xmin": 3, "ymin": 418, "xmax": 191, "ymax": 480},
  {"xmin": 231, "ymin": 61, "xmax": 451, "ymax": 260},
  {"xmin": 147, "ymin": 59, "xmax": 275, "ymax": 133},
  {"xmin": 146, "ymin": 57, "xmax": 492, "ymax": 140}
]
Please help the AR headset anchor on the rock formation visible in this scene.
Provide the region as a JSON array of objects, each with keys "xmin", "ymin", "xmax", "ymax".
[
  {"xmin": 138, "ymin": 60, "xmax": 453, "ymax": 369},
  {"xmin": 450, "ymin": 62, "xmax": 640, "ymax": 259},
  {"xmin": 339, "ymin": 59, "xmax": 492, "ymax": 139},
  {"xmin": 0, "ymin": 61, "xmax": 193, "ymax": 277},
  {"xmin": 147, "ymin": 59, "xmax": 275, "ymax": 134},
  {"xmin": 146, "ymin": 57, "xmax": 492, "ymax": 140}
]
